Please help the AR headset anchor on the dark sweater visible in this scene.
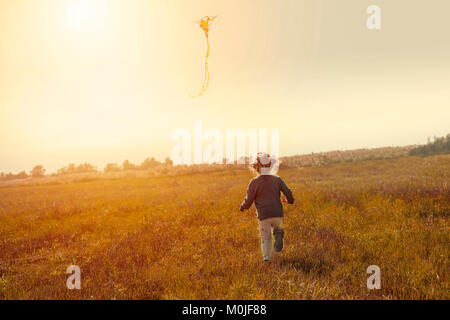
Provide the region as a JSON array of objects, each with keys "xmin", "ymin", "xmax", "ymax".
[{"xmin": 240, "ymin": 175, "xmax": 294, "ymax": 220}]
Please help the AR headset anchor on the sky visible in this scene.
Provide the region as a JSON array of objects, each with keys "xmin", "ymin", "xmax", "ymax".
[{"xmin": 1, "ymin": 0, "xmax": 449, "ymax": 173}]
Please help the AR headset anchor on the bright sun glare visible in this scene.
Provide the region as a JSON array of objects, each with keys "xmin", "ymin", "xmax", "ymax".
[{"xmin": 66, "ymin": 0, "xmax": 98, "ymax": 31}]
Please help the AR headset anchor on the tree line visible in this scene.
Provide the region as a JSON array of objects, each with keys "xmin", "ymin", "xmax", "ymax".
[
  {"xmin": 1, "ymin": 134, "xmax": 448, "ymax": 182},
  {"xmin": 409, "ymin": 134, "xmax": 450, "ymax": 156},
  {"xmin": 0, "ymin": 157, "xmax": 173, "ymax": 182}
]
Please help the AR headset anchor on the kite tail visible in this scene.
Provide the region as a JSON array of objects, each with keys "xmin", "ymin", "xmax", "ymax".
[
  {"xmin": 191, "ymin": 36, "xmax": 211, "ymax": 97},
  {"xmin": 201, "ymin": 37, "xmax": 210, "ymax": 91}
]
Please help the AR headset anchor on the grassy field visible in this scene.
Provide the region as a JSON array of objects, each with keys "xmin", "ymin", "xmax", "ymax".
[{"xmin": 0, "ymin": 155, "xmax": 448, "ymax": 299}]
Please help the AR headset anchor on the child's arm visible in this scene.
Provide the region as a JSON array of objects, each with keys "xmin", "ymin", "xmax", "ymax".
[
  {"xmin": 280, "ymin": 178, "xmax": 294, "ymax": 204},
  {"xmin": 239, "ymin": 180, "xmax": 256, "ymax": 212}
]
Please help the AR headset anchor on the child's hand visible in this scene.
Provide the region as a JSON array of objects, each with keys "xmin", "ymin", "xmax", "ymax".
[{"xmin": 282, "ymin": 195, "xmax": 287, "ymax": 204}]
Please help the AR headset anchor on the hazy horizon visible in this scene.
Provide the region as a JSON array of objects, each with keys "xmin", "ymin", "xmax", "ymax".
[
  {"xmin": 1, "ymin": 0, "xmax": 449, "ymax": 173},
  {"xmin": 0, "ymin": 140, "xmax": 429, "ymax": 175}
]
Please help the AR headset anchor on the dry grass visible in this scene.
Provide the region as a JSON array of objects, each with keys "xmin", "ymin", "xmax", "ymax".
[{"xmin": 0, "ymin": 154, "xmax": 448, "ymax": 299}]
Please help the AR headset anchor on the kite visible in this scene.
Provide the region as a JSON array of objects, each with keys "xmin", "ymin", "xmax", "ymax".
[{"xmin": 192, "ymin": 16, "xmax": 217, "ymax": 97}]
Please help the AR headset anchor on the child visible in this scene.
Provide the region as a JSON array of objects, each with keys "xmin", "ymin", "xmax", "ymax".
[{"xmin": 239, "ymin": 153, "xmax": 294, "ymax": 262}]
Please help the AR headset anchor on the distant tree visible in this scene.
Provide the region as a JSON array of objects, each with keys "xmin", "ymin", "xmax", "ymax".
[
  {"xmin": 75, "ymin": 163, "xmax": 97, "ymax": 173},
  {"xmin": 122, "ymin": 160, "xmax": 136, "ymax": 171},
  {"xmin": 57, "ymin": 163, "xmax": 77, "ymax": 175},
  {"xmin": 164, "ymin": 157, "xmax": 173, "ymax": 166},
  {"xmin": 16, "ymin": 171, "xmax": 29, "ymax": 179},
  {"xmin": 66, "ymin": 163, "xmax": 76, "ymax": 174},
  {"xmin": 57, "ymin": 166, "xmax": 67, "ymax": 175},
  {"xmin": 139, "ymin": 157, "xmax": 161, "ymax": 170},
  {"xmin": 104, "ymin": 163, "xmax": 121, "ymax": 173},
  {"xmin": 31, "ymin": 165, "xmax": 46, "ymax": 178}
]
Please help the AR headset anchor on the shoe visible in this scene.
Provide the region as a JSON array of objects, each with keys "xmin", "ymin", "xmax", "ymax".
[
  {"xmin": 273, "ymin": 227, "xmax": 284, "ymax": 252},
  {"xmin": 263, "ymin": 258, "xmax": 270, "ymax": 262}
]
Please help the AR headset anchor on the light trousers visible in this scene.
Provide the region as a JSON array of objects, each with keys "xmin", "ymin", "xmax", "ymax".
[{"xmin": 258, "ymin": 217, "xmax": 283, "ymax": 260}]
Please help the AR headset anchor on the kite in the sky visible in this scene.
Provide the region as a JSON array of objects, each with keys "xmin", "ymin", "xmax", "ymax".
[{"xmin": 192, "ymin": 16, "xmax": 217, "ymax": 97}]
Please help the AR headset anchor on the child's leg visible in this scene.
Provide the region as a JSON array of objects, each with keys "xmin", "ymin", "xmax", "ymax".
[
  {"xmin": 258, "ymin": 219, "xmax": 272, "ymax": 261},
  {"xmin": 271, "ymin": 218, "xmax": 284, "ymax": 252},
  {"xmin": 270, "ymin": 217, "xmax": 283, "ymax": 230}
]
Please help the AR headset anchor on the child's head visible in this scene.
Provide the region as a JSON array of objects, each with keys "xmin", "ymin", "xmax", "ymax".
[{"xmin": 251, "ymin": 153, "xmax": 278, "ymax": 175}]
